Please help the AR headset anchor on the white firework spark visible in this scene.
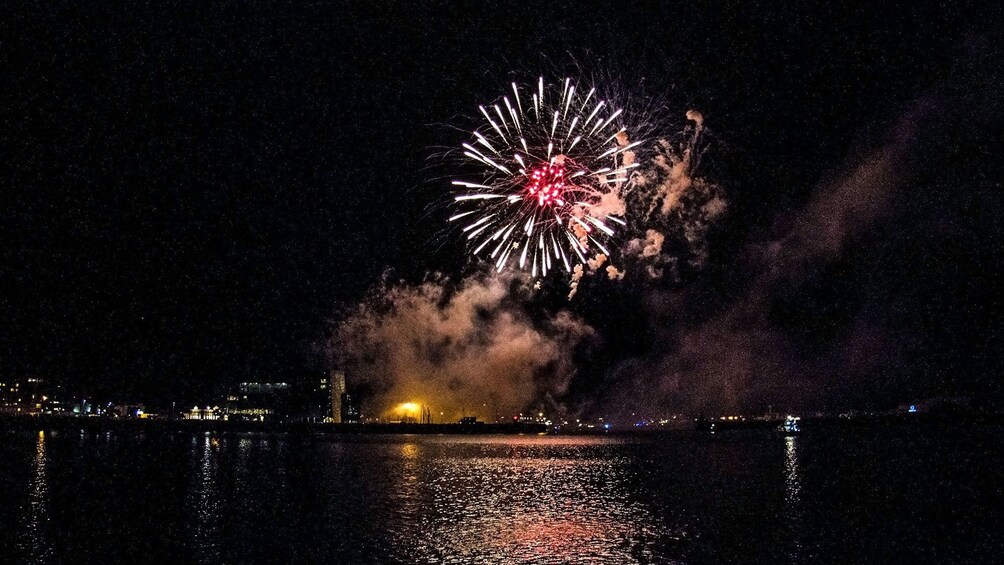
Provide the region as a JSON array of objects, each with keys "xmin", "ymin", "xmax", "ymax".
[{"xmin": 450, "ymin": 77, "xmax": 639, "ymax": 278}]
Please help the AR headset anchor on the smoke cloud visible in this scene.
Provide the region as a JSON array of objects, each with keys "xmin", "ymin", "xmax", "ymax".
[
  {"xmin": 332, "ymin": 272, "xmax": 595, "ymax": 420},
  {"xmin": 763, "ymin": 101, "xmax": 926, "ymax": 281},
  {"xmin": 599, "ymin": 97, "xmax": 945, "ymax": 417},
  {"xmin": 576, "ymin": 111, "xmax": 727, "ymax": 292}
]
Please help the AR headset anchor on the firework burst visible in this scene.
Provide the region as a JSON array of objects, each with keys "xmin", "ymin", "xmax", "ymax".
[{"xmin": 450, "ymin": 77, "xmax": 641, "ymax": 277}]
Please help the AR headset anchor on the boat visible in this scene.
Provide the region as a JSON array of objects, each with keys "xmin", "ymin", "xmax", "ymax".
[{"xmin": 778, "ymin": 415, "xmax": 801, "ymax": 435}]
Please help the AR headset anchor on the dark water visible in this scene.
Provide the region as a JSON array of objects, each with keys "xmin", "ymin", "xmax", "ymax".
[{"xmin": 1, "ymin": 426, "xmax": 1000, "ymax": 564}]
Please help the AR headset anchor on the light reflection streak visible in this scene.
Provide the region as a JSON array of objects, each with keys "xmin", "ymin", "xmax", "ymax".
[
  {"xmin": 386, "ymin": 436, "xmax": 676, "ymax": 563},
  {"xmin": 393, "ymin": 443, "xmax": 422, "ymax": 526},
  {"xmin": 232, "ymin": 436, "xmax": 253, "ymax": 516},
  {"xmin": 784, "ymin": 436, "xmax": 803, "ymax": 557},
  {"xmin": 185, "ymin": 434, "xmax": 222, "ymax": 562},
  {"xmin": 18, "ymin": 431, "xmax": 53, "ymax": 562}
]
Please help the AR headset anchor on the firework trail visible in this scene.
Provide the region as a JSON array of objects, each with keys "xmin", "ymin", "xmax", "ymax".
[{"xmin": 450, "ymin": 78, "xmax": 640, "ymax": 278}]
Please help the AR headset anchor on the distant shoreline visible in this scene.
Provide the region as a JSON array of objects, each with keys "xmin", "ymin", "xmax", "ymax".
[
  {"xmin": 0, "ymin": 415, "xmax": 549, "ymax": 435},
  {"xmin": 2, "ymin": 411, "xmax": 1000, "ymax": 437}
]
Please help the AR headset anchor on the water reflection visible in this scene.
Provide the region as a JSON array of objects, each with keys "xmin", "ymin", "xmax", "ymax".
[
  {"xmin": 388, "ymin": 437, "xmax": 674, "ymax": 563},
  {"xmin": 185, "ymin": 434, "xmax": 221, "ymax": 563},
  {"xmin": 392, "ymin": 442, "xmax": 423, "ymax": 527},
  {"xmin": 18, "ymin": 431, "xmax": 53, "ymax": 562},
  {"xmin": 784, "ymin": 436, "xmax": 803, "ymax": 557},
  {"xmin": 400, "ymin": 442, "xmax": 419, "ymax": 460},
  {"xmin": 0, "ymin": 426, "xmax": 997, "ymax": 563}
]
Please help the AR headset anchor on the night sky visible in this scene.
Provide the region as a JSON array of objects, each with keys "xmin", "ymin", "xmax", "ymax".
[{"xmin": 3, "ymin": 3, "xmax": 1000, "ymax": 411}]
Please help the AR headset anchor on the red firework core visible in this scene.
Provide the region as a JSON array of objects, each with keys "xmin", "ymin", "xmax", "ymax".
[{"xmin": 525, "ymin": 162, "xmax": 567, "ymax": 207}]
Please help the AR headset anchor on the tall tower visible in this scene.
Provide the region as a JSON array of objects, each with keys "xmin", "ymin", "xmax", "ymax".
[{"xmin": 329, "ymin": 370, "xmax": 346, "ymax": 423}]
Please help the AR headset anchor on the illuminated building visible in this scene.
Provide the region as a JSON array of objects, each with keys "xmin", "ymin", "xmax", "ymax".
[
  {"xmin": 513, "ymin": 411, "xmax": 553, "ymax": 425},
  {"xmin": 184, "ymin": 406, "xmax": 222, "ymax": 420},
  {"xmin": 41, "ymin": 398, "xmax": 72, "ymax": 415},
  {"xmin": 111, "ymin": 403, "xmax": 146, "ymax": 418},
  {"xmin": 239, "ymin": 382, "xmax": 290, "ymax": 395},
  {"xmin": 222, "ymin": 381, "xmax": 291, "ymax": 422},
  {"xmin": 295, "ymin": 372, "xmax": 333, "ymax": 422},
  {"xmin": 73, "ymin": 399, "xmax": 107, "ymax": 416},
  {"xmin": 0, "ymin": 380, "xmax": 19, "ymax": 414},
  {"xmin": 221, "ymin": 375, "xmax": 336, "ymax": 422},
  {"xmin": 341, "ymin": 391, "xmax": 361, "ymax": 423},
  {"xmin": 329, "ymin": 370, "xmax": 346, "ymax": 423},
  {"xmin": 0, "ymin": 377, "xmax": 47, "ymax": 415}
]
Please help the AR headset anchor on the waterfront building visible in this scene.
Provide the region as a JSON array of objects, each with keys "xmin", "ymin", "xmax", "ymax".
[
  {"xmin": 0, "ymin": 377, "xmax": 47, "ymax": 415},
  {"xmin": 184, "ymin": 406, "xmax": 222, "ymax": 420},
  {"xmin": 221, "ymin": 375, "xmax": 336, "ymax": 422},
  {"xmin": 222, "ymin": 381, "xmax": 291, "ymax": 421},
  {"xmin": 329, "ymin": 370, "xmax": 346, "ymax": 423},
  {"xmin": 295, "ymin": 371, "xmax": 333, "ymax": 422},
  {"xmin": 341, "ymin": 391, "xmax": 360, "ymax": 423},
  {"xmin": 73, "ymin": 398, "xmax": 107, "ymax": 416},
  {"xmin": 111, "ymin": 403, "xmax": 146, "ymax": 418}
]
